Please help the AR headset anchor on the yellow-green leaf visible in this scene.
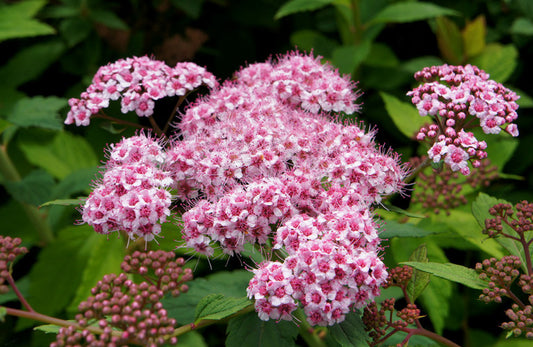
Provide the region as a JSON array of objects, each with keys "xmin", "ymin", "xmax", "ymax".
[{"xmin": 462, "ymin": 15, "xmax": 486, "ymax": 58}]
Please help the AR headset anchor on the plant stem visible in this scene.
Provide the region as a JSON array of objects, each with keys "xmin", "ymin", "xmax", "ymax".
[
  {"xmin": 148, "ymin": 116, "xmax": 164, "ymax": 136},
  {"xmin": 408, "ymin": 327, "xmax": 461, "ymax": 347},
  {"xmin": 293, "ymin": 309, "xmax": 327, "ymax": 347},
  {"xmin": 404, "ymin": 157, "xmax": 431, "ymax": 183},
  {"xmin": 6, "ymin": 273, "xmax": 34, "ymax": 312},
  {"xmin": 350, "ymin": 0, "xmax": 363, "ymax": 44},
  {"xmin": 0, "ymin": 145, "xmax": 54, "ymax": 245},
  {"xmin": 93, "ymin": 113, "xmax": 149, "ymax": 129},
  {"xmin": 163, "ymin": 95, "xmax": 186, "ymax": 134}
]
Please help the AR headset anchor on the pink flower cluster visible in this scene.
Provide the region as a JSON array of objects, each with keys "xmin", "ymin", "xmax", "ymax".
[
  {"xmin": 407, "ymin": 64, "xmax": 520, "ymax": 175},
  {"xmin": 81, "ymin": 134, "xmax": 173, "ymax": 241},
  {"xmin": 65, "ymin": 56, "xmax": 217, "ymax": 126}
]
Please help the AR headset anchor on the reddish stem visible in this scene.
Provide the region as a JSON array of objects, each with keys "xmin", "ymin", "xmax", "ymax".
[{"xmin": 6, "ymin": 274, "xmax": 34, "ymax": 312}]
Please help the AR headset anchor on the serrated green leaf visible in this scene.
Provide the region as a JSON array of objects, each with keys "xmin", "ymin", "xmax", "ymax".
[
  {"xmin": 470, "ymin": 43, "xmax": 518, "ymax": 83},
  {"xmin": 40, "ymin": 198, "xmax": 85, "ymax": 207},
  {"xmin": 402, "ymin": 261, "xmax": 488, "ymax": 290},
  {"xmin": 329, "ymin": 310, "xmax": 368, "ymax": 347},
  {"xmin": 67, "ymin": 232, "xmax": 125, "ymax": 314},
  {"xmin": 18, "ymin": 130, "xmax": 98, "ymax": 179},
  {"xmin": 370, "ymin": 2, "xmax": 459, "ymax": 24},
  {"xmin": 0, "ymin": 41, "xmax": 66, "ymax": 89},
  {"xmin": 0, "ymin": 0, "xmax": 55, "ymax": 42},
  {"xmin": 380, "ymin": 92, "xmax": 428, "ymax": 139},
  {"xmin": 380, "ymin": 220, "xmax": 442, "ymax": 239},
  {"xmin": 510, "ymin": 17, "xmax": 533, "ymax": 36},
  {"xmin": 472, "ymin": 193, "xmax": 528, "ymax": 273},
  {"xmin": 3, "ymin": 169, "xmax": 55, "ymax": 205},
  {"xmin": 332, "ymin": 41, "xmax": 371, "ymax": 75},
  {"xmin": 435, "ymin": 16, "xmax": 464, "ymax": 65},
  {"xmin": 274, "ymin": 0, "xmax": 334, "ymax": 20},
  {"xmin": 163, "ymin": 270, "xmax": 252, "ymax": 324},
  {"xmin": 34, "ymin": 324, "xmax": 65, "ymax": 334},
  {"xmin": 420, "ymin": 276, "xmax": 452, "ymax": 335},
  {"xmin": 7, "ymin": 96, "xmax": 66, "ymax": 130},
  {"xmin": 406, "ymin": 244, "xmax": 430, "ymax": 302},
  {"xmin": 226, "ymin": 311, "xmax": 299, "ymax": 347},
  {"xmin": 462, "ymin": 15, "xmax": 486, "ymax": 58},
  {"xmin": 194, "ymin": 294, "xmax": 252, "ymax": 322}
]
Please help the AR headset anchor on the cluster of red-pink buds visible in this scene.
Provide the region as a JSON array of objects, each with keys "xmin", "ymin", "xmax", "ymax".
[
  {"xmin": 484, "ymin": 200, "xmax": 533, "ymax": 239},
  {"xmin": 51, "ymin": 250, "xmax": 192, "ymax": 347},
  {"xmin": 70, "ymin": 52, "xmax": 408, "ymax": 326},
  {"xmin": 65, "ymin": 56, "xmax": 217, "ymax": 126},
  {"xmin": 81, "ymin": 133, "xmax": 173, "ymax": 242},
  {"xmin": 0, "ymin": 236, "xmax": 27, "ymax": 294},
  {"xmin": 476, "ymin": 256, "xmax": 533, "ymax": 339},
  {"xmin": 407, "ymin": 64, "xmax": 520, "ymax": 175}
]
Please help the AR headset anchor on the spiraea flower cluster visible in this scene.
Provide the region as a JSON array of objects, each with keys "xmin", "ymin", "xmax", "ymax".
[
  {"xmin": 81, "ymin": 134, "xmax": 173, "ymax": 242},
  {"xmin": 408, "ymin": 64, "xmax": 520, "ymax": 175},
  {"xmin": 70, "ymin": 52, "xmax": 408, "ymax": 326},
  {"xmin": 65, "ymin": 56, "xmax": 217, "ymax": 126},
  {"xmin": 0, "ymin": 236, "xmax": 27, "ymax": 294},
  {"xmin": 51, "ymin": 250, "xmax": 192, "ymax": 347}
]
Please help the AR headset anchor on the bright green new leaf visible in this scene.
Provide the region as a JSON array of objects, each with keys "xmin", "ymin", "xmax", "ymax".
[
  {"xmin": 194, "ymin": 294, "xmax": 252, "ymax": 323},
  {"xmin": 18, "ymin": 131, "xmax": 98, "ymax": 180},
  {"xmin": 329, "ymin": 310, "xmax": 368, "ymax": 347},
  {"xmin": 332, "ymin": 42, "xmax": 371, "ymax": 74},
  {"xmin": 226, "ymin": 311, "xmax": 299, "ymax": 347},
  {"xmin": 380, "ymin": 220, "xmax": 443, "ymax": 239},
  {"xmin": 402, "ymin": 261, "xmax": 489, "ymax": 289},
  {"xmin": 0, "ymin": 307, "xmax": 6, "ymax": 322},
  {"xmin": 7, "ymin": 96, "xmax": 67, "ymax": 130},
  {"xmin": 274, "ymin": 0, "xmax": 334, "ymax": 20},
  {"xmin": 472, "ymin": 193, "xmax": 529, "ymax": 273},
  {"xmin": 380, "ymin": 91, "xmax": 427, "ymax": 139},
  {"xmin": 435, "ymin": 16, "xmax": 464, "ymax": 65},
  {"xmin": 34, "ymin": 324, "xmax": 63, "ymax": 334},
  {"xmin": 0, "ymin": 0, "xmax": 55, "ymax": 42},
  {"xmin": 462, "ymin": 15, "xmax": 486, "ymax": 58},
  {"xmin": 40, "ymin": 198, "xmax": 85, "ymax": 208},
  {"xmin": 470, "ymin": 43, "xmax": 518, "ymax": 83},
  {"xmin": 406, "ymin": 244, "xmax": 431, "ymax": 302},
  {"xmin": 370, "ymin": 2, "xmax": 459, "ymax": 24}
]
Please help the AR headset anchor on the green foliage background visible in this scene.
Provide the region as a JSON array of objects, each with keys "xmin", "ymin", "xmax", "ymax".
[{"xmin": 1, "ymin": 0, "xmax": 533, "ymax": 346}]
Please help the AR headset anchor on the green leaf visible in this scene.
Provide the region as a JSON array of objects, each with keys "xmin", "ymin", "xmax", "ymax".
[
  {"xmin": 7, "ymin": 96, "xmax": 66, "ymax": 130},
  {"xmin": 470, "ymin": 43, "xmax": 518, "ymax": 83},
  {"xmin": 0, "ymin": 276, "xmax": 30, "ymax": 305},
  {"xmin": 194, "ymin": 294, "xmax": 252, "ymax": 323},
  {"xmin": 406, "ymin": 244, "xmax": 430, "ymax": 302},
  {"xmin": 472, "ymin": 193, "xmax": 529, "ymax": 273},
  {"xmin": 380, "ymin": 220, "xmax": 442, "ymax": 239},
  {"xmin": 50, "ymin": 167, "xmax": 99, "ymax": 199},
  {"xmin": 473, "ymin": 128, "xmax": 519, "ymax": 171},
  {"xmin": 510, "ymin": 17, "xmax": 533, "ymax": 36},
  {"xmin": 329, "ymin": 311, "xmax": 368, "ymax": 347},
  {"xmin": 513, "ymin": 87, "xmax": 533, "ymax": 108},
  {"xmin": 40, "ymin": 198, "xmax": 85, "ymax": 207},
  {"xmin": 402, "ymin": 261, "xmax": 488, "ymax": 290},
  {"xmin": 462, "ymin": 15, "xmax": 486, "ymax": 58},
  {"xmin": 59, "ymin": 18, "xmax": 92, "ymax": 47},
  {"xmin": 290, "ymin": 30, "xmax": 338, "ymax": 58},
  {"xmin": 435, "ymin": 16, "xmax": 464, "ymax": 65},
  {"xmin": 34, "ymin": 324, "xmax": 64, "ymax": 334},
  {"xmin": 163, "ymin": 270, "xmax": 253, "ymax": 324},
  {"xmin": 0, "ymin": 0, "xmax": 56, "ymax": 42},
  {"xmin": 0, "ymin": 40, "xmax": 66, "ymax": 89},
  {"xmin": 176, "ymin": 330, "xmax": 208, "ymax": 347},
  {"xmin": 331, "ymin": 41, "xmax": 371, "ymax": 75},
  {"xmin": 89, "ymin": 10, "xmax": 129, "ymax": 30},
  {"xmin": 363, "ymin": 43, "xmax": 399, "ymax": 68},
  {"xmin": 420, "ymin": 276, "xmax": 452, "ymax": 335},
  {"xmin": 3, "ymin": 169, "xmax": 55, "ymax": 205},
  {"xmin": 67, "ymin": 232, "xmax": 125, "ymax": 314},
  {"xmin": 274, "ymin": 0, "xmax": 334, "ymax": 20},
  {"xmin": 380, "ymin": 92, "xmax": 428, "ymax": 139},
  {"xmin": 0, "ymin": 306, "xmax": 6, "ymax": 322},
  {"xmin": 170, "ymin": 0, "xmax": 205, "ymax": 19},
  {"xmin": 401, "ymin": 56, "xmax": 444, "ymax": 74},
  {"xmin": 226, "ymin": 311, "xmax": 299, "ymax": 347},
  {"xmin": 370, "ymin": 2, "xmax": 459, "ymax": 24},
  {"xmin": 18, "ymin": 130, "xmax": 98, "ymax": 180}
]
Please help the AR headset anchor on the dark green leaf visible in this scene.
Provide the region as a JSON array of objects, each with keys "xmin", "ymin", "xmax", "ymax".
[
  {"xmin": 163, "ymin": 270, "xmax": 252, "ymax": 324},
  {"xmin": 226, "ymin": 311, "xmax": 299, "ymax": 347},
  {"xmin": 470, "ymin": 43, "xmax": 518, "ymax": 83},
  {"xmin": 406, "ymin": 244, "xmax": 430, "ymax": 302},
  {"xmin": 401, "ymin": 56, "xmax": 444, "ymax": 74},
  {"xmin": 0, "ymin": 41, "xmax": 66, "ymax": 88},
  {"xmin": 59, "ymin": 18, "xmax": 92, "ymax": 47},
  {"xmin": 364, "ymin": 43, "xmax": 399, "ymax": 68},
  {"xmin": 3, "ymin": 169, "xmax": 55, "ymax": 205},
  {"xmin": 329, "ymin": 311, "xmax": 368, "ymax": 347},
  {"xmin": 370, "ymin": 2, "xmax": 459, "ymax": 23},
  {"xmin": 194, "ymin": 294, "xmax": 252, "ymax": 322},
  {"xmin": 380, "ymin": 92, "xmax": 428, "ymax": 139},
  {"xmin": 90, "ymin": 10, "xmax": 129, "ymax": 30},
  {"xmin": 274, "ymin": 0, "xmax": 334, "ymax": 20},
  {"xmin": 7, "ymin": 96, "xmax": 67, "ymax": 130},
  {"xmin": 0, "ymin": 276, "xmax": 30, "ymax": 305},
  {"xmin": 332, "ymin": 41, "xmax": 371, "ymax": 74},
  {"xmin": 290, "ymin": 30, "xmax": 338, "ymax": 58},
  {"xmin": 18, "ymin": 131, "xmax": 98, "ymax": 179},
  {"xmin": 170, "ymin": 0, "xmax": 205, "ymax": 19},
  {"xmin": 402, "ymin": 261, "xmax": 489, "ymax": 290},
  {"xmin": 435, "ymin": 16, "xmax": 464, "ymax": 65},
  {"xmin": 510, "ymin": 17, "xmax": 533, "ymax": 36}
]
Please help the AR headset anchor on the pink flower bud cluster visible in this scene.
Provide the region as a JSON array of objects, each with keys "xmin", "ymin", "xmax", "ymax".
[
  {"xmin": 407, "ymin": 64, "xmax": 520, "ymax": 175},
  {"xmin": 0, "ymin": 236, "xmax": 27, "ymax": 294},
  {"xmin": 51, "ymin": 250, "xmax": 192, "ymax": 347},
  {"xmin": 246, "ymin": 206, "xmax": 387, "ymax": 326},
  {"xmin": 81, "ymin": 134, "xmax": 173, "ymax": 242},
  {"xmin": 65, "ymin": 56, "xmax": 217, "ymax": 126}
]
